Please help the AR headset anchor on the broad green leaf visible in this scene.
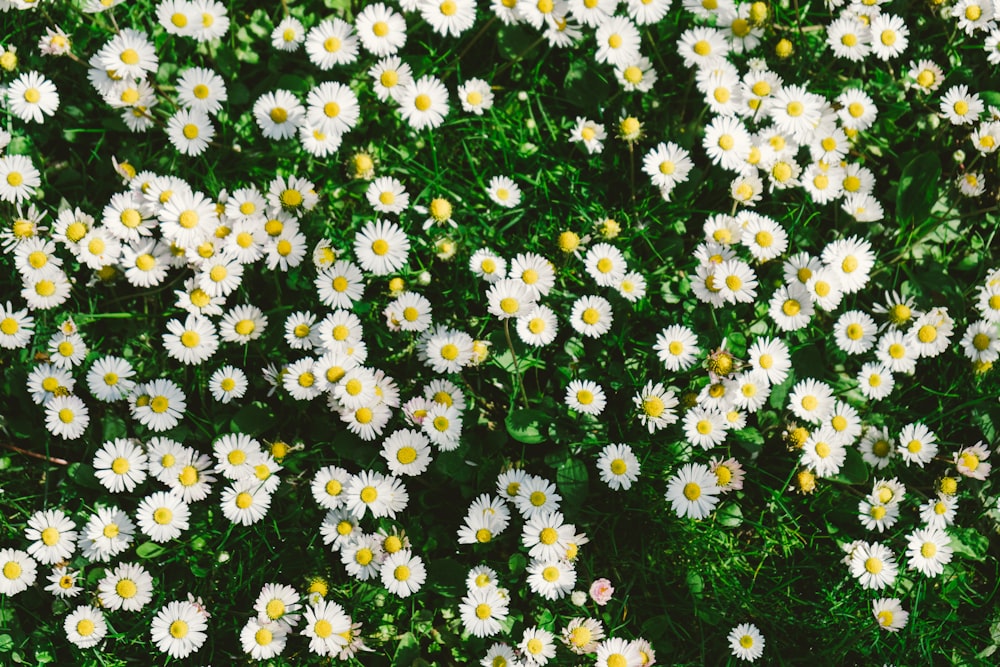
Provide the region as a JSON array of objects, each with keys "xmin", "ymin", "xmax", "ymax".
[
  {"xmin": 230, "ymin": 403, "xmax": 276, "ymax": 437},
  {"xmin": 0, "ymin": 635, "xmax": 12, "ymax": 653},
  {"xmin": 136, "ymin": 542, "xmax": 167, "ymax": 559},
  {"xmin": 950, "ymin": 526, "xmax": 989, "ymax": 561},
  {"xmin": 896, "ymin": 152, "xmax": 941, "ymax": 228},
  {"xmin": 830, "ymin": 447, "xmax": 868, "ymax": 485},
  {"xmin": 508, "ymin": 552, "xmax": 527, "ymax": 575},
  {"xmin": 686, "ymin": 570, "xmax": 704, "ymax": 598},
  {"xmin": 497, "ymin": 25, "xmax": 540, "ymax": 61},
  {"xmin": 716, "ymin": 502, "xmax": 743, "ymax": 528},
  {"xmin": 67, "ymin": 462, "xmax": 102, "ymax": 490},
  {"xmin": 505, "ymin": 408, "xmax": 549, "ymax": 444},
  {"xmin": 734, "ymin": 427, "xmax": 765, "ymax": 455},
  {"xmin": 556, "ymin": 458, "xmax": 589, "ymax": 509},
  {"xmin": 563, "ymin": 60, "xmax": 610, "ymax": 111},
  {"xmin": 393, "ymin": 632, "xmax": 420, "ymax": 665},
  {"xmin": 102, "ymin": 414, "xmax": 127, "ymax": 441}
]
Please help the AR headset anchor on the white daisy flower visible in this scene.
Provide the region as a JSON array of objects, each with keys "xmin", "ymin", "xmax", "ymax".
[{"xmin": 665, "ymin": 463, "xmax": 721, "ymax": 520}]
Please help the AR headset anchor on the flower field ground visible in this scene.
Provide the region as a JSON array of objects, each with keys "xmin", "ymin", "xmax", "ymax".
[{"xmin": 2, "ymin": 0, "xmax": 1000, "ymax": 665}]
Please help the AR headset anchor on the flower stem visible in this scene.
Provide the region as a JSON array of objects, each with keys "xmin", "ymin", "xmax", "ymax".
[{"xmin": 504, "ymin": 319, "xmax": 529, "ymax": 409}]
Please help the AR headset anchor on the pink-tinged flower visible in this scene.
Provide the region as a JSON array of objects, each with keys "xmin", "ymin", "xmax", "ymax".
[
  {"xmin": 955, "ymin": 442, "xmax": 991, "ymax": 480},
  {"xmin": 589, "ymin": 578, "xmax": 614, "ymax": 605}
]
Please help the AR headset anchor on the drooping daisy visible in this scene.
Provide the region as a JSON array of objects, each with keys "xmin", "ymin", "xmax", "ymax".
[
  {"xmin": 872, "ymin": 598, "xmax": 908, "ymax": 633},
  {"xmin": 570, "ymin": 116, "xmax": 607, "ymax": 154},
  {"xmin": 955, "ymin": 442, "xmax": 992, "ymax": 479}
]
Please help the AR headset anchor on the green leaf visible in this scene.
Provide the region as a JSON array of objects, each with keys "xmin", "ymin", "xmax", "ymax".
[
  {"xmin": 67, "ymin": 462, "xmax": 102, "ymax": 490},
  {"xmin": 734, "ymin": 427, "xmax": 764, "ymax": 455},
  {"xmin": 393, "ymin": 632, "xmax": 420, "ymax": 665},
  {"xmin": 686, "ymin": 570, "xmax": 704, "ymax": 598},
  {"xmin": 716, "ymin": 502, "xmax": 743, "ymax": 528},
  {"xmin": 497, "ymin": 25, "xmax": 540, "ymax": 61},
  {"xmin": 505, "ymin": 408, "xmax": 549, "ymax": 444},
  {"xmin": 563, "ymin": 60, "xmax": 610, "ymax": 111},
  {"xmin": 556, "ymin": 458, "xmax": 588, "ymax": 510},
  {"xmin": 102, "ymin": 414, "xmax": 127, "ymax": 441},
  {"xmin": 0, "ymin": 635, "xmax": 12, "ymax": 653},
  {"xmin": 231, "ymin": 403, "xmax": 276, "ymax": 437},
  {"xmin": 950, "ymin": 526, "xmax": 989, "ymax": 561},
  {"xmin": 508, "ymin": 552, "xmax": 527, "ymax": 575},
  {"xmin": 830, "ymin": 446, "xmax": 868, "ymax": 485},
  {"xmin": 896, "ymin": 152, "xmax": 941, "ymax": 227},
  {"xmin": 135, "ymin": 542, "xmax": 167, "ymax": 559}
]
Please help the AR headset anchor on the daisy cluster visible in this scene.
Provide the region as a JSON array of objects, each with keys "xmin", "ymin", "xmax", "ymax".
[{"xmin": 1, "ymin": 0, "xmax": 1000, "ymax": 663}]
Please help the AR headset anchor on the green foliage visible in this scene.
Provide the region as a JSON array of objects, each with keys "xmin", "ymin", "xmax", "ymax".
[{"xmin": 0, "ymin": 0, "xmax": 999, "ymax": 666}]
